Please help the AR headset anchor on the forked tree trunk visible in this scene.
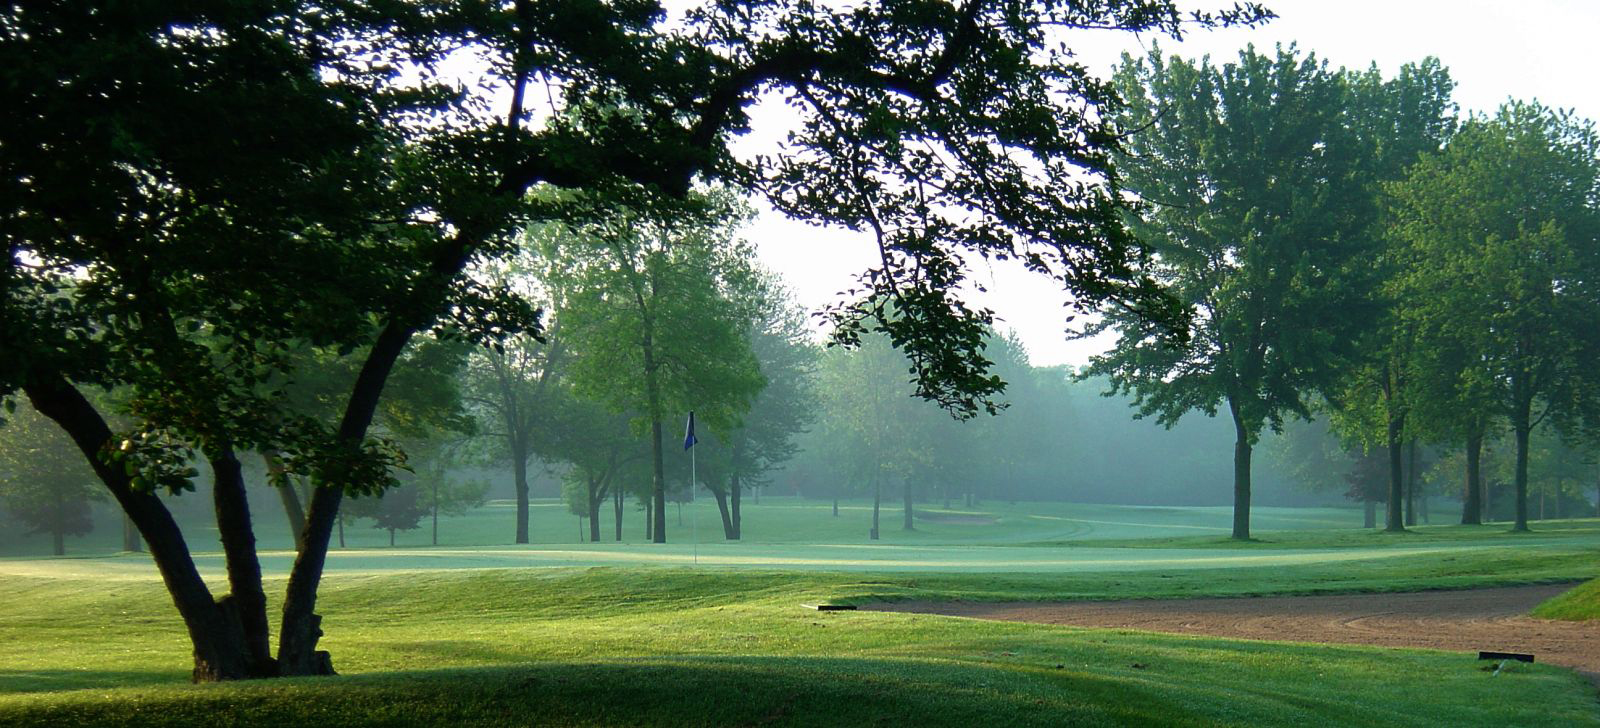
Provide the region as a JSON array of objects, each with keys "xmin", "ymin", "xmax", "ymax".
[
  {"xmin": 209, "ymin": 449, "xmax": 275, "ymax": 675},
  {"xmin": 26, "ymin": 378, "xmax": 258, "ymax": 682}
]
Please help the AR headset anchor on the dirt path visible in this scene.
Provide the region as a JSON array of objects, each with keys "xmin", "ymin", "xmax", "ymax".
[{"xmin": 867, "ymin": 584, "xmax": 1600, "ymax": 684}]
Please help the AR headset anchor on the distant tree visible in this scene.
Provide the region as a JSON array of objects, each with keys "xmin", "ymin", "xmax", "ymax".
[
  {"xmin": 1386, "ymin": 101, "xmax": 1600, "ymax": 532},
  {"xmin": 543, "ymin": 195, "xmax": 765, "ymax": 544},
  {"xmin": 699, "ymin": 283, "xmax": 818, "ymax": 539},
  {"xmin": 1088, "ymin": 45, "xmax": 1388, "ymax": 539},
  {"xmin": 346, "ymin": 483, "xmax": 426, "ymax": 548},
  {"xmin": 0, "ymin": 404, "xmax": 102, "ymax": 555}
]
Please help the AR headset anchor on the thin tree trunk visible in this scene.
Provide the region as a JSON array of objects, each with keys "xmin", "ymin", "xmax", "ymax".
[
  {"xmin": 644, "ymin": 498, "xmax": 653, "ymax": 541},
  {"xmin": 831, "ymin": 494, "xmax": 838, "ymax": 517},
  {"xmin": 264, "ymin": 451, "xmax": 306, "ymax": 552},
  {"xmin": 123, "ymin": 514, "xmax": 143, "ymax": 552},
  {"xmin": 337, "ymin": 517, "xmax": 345, "ymax": 548},
  {"xmin": 1363, "ymin": 498, "xmax": 1376, "ymax": 529},
  {"xmin": 902, "ymin": 479, "xmax": 915, "ymax": 530},
  {"xmin": 1385, "ymin": 412, "xmax": 1405, "ymax": 532},
  {"xmin": 648, "ymin": 416, "xmax": 666, "ymax": 544},
  {"xmin": 587, "ymin": 480, "xmax": 602, "ymax": 542},
  {"xmin": 431, "ymin": 487, "xmax": 439, "ymax": 546},
  {"xmin": 614, "ymin": 488, "xmax": 623, "ymax": 542},
  {"xmin": 1403, "ymin": 439, "xmax": 1417, "ymax": 526},
  {"xmin": 513, "ymin": 447, "xmax": 530, "ymax": 544},
  {"xmin": 730, "ymin": 473, "xmax": 742, "ymax": 540},
  {"xmin": 870, "ymin": 473, "xmax": 881, "ymax": 540},
  {"xmin": 1513, "ymin": 414, "xmax": 1531, "ymax": 532}
]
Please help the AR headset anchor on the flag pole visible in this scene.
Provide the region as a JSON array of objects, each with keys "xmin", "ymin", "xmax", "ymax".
[
  {"xmin": 686, "ymin": 410, "xmax": 699, "ymax": 566},
  {"xmin": 691, "ymin": 435, "xmax": 697, "ymax": 566}
]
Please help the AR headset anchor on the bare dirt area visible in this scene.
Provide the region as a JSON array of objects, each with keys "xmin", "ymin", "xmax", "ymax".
[{"xmin": 868, "ymin": 584, "xmax": 1600, "ymax": 685}]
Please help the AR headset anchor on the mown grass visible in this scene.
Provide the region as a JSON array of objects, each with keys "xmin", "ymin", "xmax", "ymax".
[
  {"xmin": 1533, "ymin": 577, "xmax": 1600, "ymax": 621},
  {"xmin": 2, "ymin": 539, "xmax": 1599, "ymax": 726},
  {"xmin": 2, "ymin": 505, "xmax": 1596, "ymax": 725}
]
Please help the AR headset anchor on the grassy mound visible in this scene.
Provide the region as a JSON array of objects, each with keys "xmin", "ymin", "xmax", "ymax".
[{"xmin": 1532, "ymin": 577, "xmax": 1600, "ymax": 621}]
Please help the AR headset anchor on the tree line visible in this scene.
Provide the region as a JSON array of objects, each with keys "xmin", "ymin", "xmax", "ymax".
[{"xmin": 1087, "ymin": 43, "xmax": 1600, "ymax": 538}]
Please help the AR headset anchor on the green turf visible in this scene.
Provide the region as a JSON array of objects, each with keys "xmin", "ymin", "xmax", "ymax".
[
  {"xmin": 2, "ymin": 503, "xmax": 1597, "ymax": 726},
  {"xmin": 1532, "ymin": 577, "xmax": 1600, "ymax": 621},
  {"xmin": 1, "ymin": 567, "xmax": 1597, "ymax": 727}
]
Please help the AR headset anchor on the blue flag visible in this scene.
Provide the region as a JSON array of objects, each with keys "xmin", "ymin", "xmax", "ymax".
[{"xmin": 683, "ymin": 411, "xmax": 698, "ymax": 450}]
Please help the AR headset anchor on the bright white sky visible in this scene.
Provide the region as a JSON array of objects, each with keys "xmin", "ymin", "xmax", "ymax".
[{"xmin": 745, "ymin": 0, "xmax": 1600, "ymax": 367}]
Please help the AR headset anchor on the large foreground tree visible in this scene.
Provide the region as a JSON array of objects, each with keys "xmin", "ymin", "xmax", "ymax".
[{"xmin": 3, "ymin": 0, "xmax": 1264, "ymax": 681}]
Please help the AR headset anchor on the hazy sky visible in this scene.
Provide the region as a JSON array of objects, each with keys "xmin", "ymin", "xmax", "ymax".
[{"xmin": 747, "ymin": 0, "xmax": 1600, "ymax": 367}]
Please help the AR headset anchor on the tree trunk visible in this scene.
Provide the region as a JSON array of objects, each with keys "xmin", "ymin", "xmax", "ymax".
[
  {"xmin": 644, "ymin": 498, "xmax": 653, "ymax": 541},
  {"xmin": 432, "ymin": 492, "xmax": 439, "ymax": 546},
  {"xmin": 730, "ymin": 472, "xmax": 742, "ymax": 540},
  {"xmin": 870, "ymin": 473, "xmax": 881, "ymax": 540},
  {"xmin": 648, "ymin": 414, "xmax": 666, "ymax": 544},
  {"xmin": 388, "ymin": 528, "xmax": 395, "ymax": 547},
  {"xmin": 1229, "ymin": 409, "xmax": 1253, "ymax": 540},
  {"xmin": 1385, "ymin": 412, "xmax": 1405, "ymax": 532},
  {"xmin": 614, "ymin": 488, "xmax": 624, "ymax": 542},
  {"xmin": 280, "ymin": 321, "xmax": 416, "ymax": 678},
  {"xmin": 831, "ymin": 494, "xmax": 838, "ymax": 517},
  {"xmin": 513, "ymin": 448, "xmax": 530, "ymax": 544},
  {"xmin": 1362, "ymin": 498, "xmax": 1376, "ymax": 529},
  {"xmin": 52, "ymin": 522, "xmax": 64, "ymax": 556},
  {"xmin": 1404, "ymin": 439, "xmax": 1418, "ymax": 527},
  {"xmin": 337, "ymin": 517, "xmax": 345, "ymax": 548},
  {"xmin": 902, "ymin": 479, "xmax": 915, "ymax": 530},
  {"xmin": 264, "ymin": 451, "xmax": 306, "ymax": 552},
  {"xmin": 209, "ymin": 449, "xmax": 275, "ymax": 675},
  {"xmin": 587, "ymin": 480, "xmax": 602, "ymax": 542},
  {"xmin": 26, "ymin": 377, "xmax": 256, "ymax": 682},
  {"xmin": 1512, "ymin": 415, "xmax": 1531, "ymax": 532},
  {"xmin": 710, "ymin": 486, "xmax": 736, "ymax": 539},
  {"xmin": 123, "ymin": 514, "xmax": 143, "ymax": 552}
]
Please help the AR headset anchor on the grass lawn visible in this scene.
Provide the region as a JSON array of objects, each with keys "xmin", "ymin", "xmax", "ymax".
[
  {"xmin": 1, "ymin": 502, "xmax": 1596, "ymax": 726},
  {"xmin": 1534, "ymin": 577, "xmax": 1600, "ymax": 621}
]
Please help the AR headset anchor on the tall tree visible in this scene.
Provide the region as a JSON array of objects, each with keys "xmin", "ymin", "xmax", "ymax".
[
  {"xmin": 1386, "ymin": 101, "xmax": 1600, "ymax": 532},
  {"xmin": 1087, "ymin": 45, "xmax": 1382, "ymax": 539}
]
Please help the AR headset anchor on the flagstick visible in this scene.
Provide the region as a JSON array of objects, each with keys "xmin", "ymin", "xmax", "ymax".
[{"xmin": 691, "ymin": 440, "xmax": 698, "ymax": 566}]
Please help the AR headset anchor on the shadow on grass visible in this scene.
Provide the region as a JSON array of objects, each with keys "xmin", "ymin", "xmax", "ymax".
[
  {"xmin": 0, "ymin": 668, "xmax": 187, "ymax": 695},
  {"xmin": 0, "ymin": 656, "xmax": 1260, "ymax": 728}
]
